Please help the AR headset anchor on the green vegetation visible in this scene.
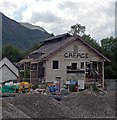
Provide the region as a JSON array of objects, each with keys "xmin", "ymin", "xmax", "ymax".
[
  {"xmin": 2, "ymin": 44, "xmax": 25, "ymax": 62},
  {"xmin": 90, "ymin": 84, "xmax": 100, "ymax": 92},
  {"xmin": 1, "ymin": 35, "xmax": 117, "ymax": 79},
  {"xmin": 69, "ymin": 23, "xmax": 85, "ymax": 36},
  {"xmin": 1, "ymin": 42, "xmax": 43, "ymax": 62},
  {"xmin": 2, "ymin": 12, "xmax": 51, "ymax": 50},
  {"xmin": 24, "ymin": 69, "xmax": 30, "ymax": 79},
  {"xmin": 1, "ymin": 23, "xmax": 117, "ymax": 79},
  {"xmin": 69, "ymin": 23, "xmax": 117, "ymax": 79},
  {"xmin": 82, "ymin": 34, "xmax": 102, "ymax": 53},
  {"xmin": 101, "ymin": 37, "xmax": 117, "ymax": 79},
  {"xmin": 83, "ymin": 35, "xmax": 117, "ymax": 79}
]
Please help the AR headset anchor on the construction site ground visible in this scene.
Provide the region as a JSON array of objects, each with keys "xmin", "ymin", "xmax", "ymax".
[{"xmin": 1, "ymin": 89, "xmax": 116, "ymax": 119}]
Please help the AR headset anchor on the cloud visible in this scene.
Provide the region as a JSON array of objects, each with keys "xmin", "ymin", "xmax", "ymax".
[
  {"xmin": 29, "ymin": 11, "xmax": 61, "ymax": 24},
  {"xmin": 58, "ymin": 2, "xmax": 78, "ymax": 9},
  {"xmin": 0, "ymin": 1, "xmax": 18, "ymax": 18},
  {"xmin": 0, "ymin": 0, "xmax": 29, "ymax": 20},
  {"xmin": 56, "ymin": 1, "xmax": 115, "ymax": 40},
  {"xmin": 0, "ymin": 0, "xmax": 115, "ymax": 41}
]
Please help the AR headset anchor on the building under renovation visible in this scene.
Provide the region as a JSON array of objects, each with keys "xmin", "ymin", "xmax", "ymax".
[{"xmin": 19, "ymin": 33, "xmax": 109, "ymax": 89}]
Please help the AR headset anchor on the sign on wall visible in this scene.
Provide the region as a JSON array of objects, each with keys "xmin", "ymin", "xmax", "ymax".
[{"xmin": 64, "ymin": 52, "xmax": 88, "ymax": 59}]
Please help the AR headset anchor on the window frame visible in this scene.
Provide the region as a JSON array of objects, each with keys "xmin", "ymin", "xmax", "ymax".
[{"xmin": 53, "ymin": 60, "xmax": 59, "ymax": 69}]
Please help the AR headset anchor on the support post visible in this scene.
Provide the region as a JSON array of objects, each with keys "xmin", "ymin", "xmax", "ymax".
[
  {"xmin": 30, "ymin": 63, "xmax": 31, "ymax": 84},
  {"xmin": 102, "ymin": 61, "xmax": 105, "ymax": 89}
]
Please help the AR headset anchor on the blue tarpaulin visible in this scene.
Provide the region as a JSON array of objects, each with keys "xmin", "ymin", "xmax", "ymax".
[
  {"xmin": 48, "ymin": 85, "xmax": 58, "ymax": 92},
  {"xmin": 70, "ymin": 80, "xmax": 76, "ymax": 85}
]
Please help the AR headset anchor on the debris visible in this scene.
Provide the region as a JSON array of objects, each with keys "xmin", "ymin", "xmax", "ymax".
[
  {"xmin": 3, "ymin": 93, "xmax": 74, "ymax": 118},
  {"xmin": 2, "ymin": 90, "xmax": 115, "ymax": 118},
  {"xmin": 62, "ymin": 90, "xmax": 115, "ymax": 118}
]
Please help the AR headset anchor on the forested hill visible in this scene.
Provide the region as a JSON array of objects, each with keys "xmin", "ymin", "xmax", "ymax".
[{"xmin": 1, "ymin": 12, "xmax": 51, "ymax": 50}]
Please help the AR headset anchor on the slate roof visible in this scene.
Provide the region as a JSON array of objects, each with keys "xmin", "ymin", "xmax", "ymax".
[
  {"xmin": 28, "ymin": 34, "xmax": 73, "ymax": 61},
  {"xmin": 26, "ymin": 33, "xmax": 109, "ymax": 62},
  {"xmin": 41, "ymin": 33, "xmax": 71, "ymax": 43}
]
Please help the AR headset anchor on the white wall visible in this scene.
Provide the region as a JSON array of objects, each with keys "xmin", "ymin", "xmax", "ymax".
[
  {"xmin": 0, "ymin": 57, "xmax": 19, "ymax": 76},
  {"xmin": 0, "ymin": 65, "xmax": 17, "ymax": 83},
  {"xmin": 45, "ymin": 39, "xmax": 103, "ymax": 86}
]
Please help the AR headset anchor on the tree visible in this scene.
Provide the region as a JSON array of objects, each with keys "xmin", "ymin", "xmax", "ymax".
[
  {"xmin": 69, "ymin": 23, "xmax": 85, "ymax": 36},
  {"xmin": 82, "ymin": 34, "xmax": 102, "ymax": 53},
  {"xmin": 101, "ymin": 37, "xmax": 117, "ymax": 78},
  {"xmin": 2, "ymin": 44, "xmax": 24, "ymax": 62},
  {"xmin": 82, "ymin": 35, "xmax": 117, "ymax": 79},
  {"xmin": 50, "ymin": 33, "xmax": 54, "ymax": 37},
  {"xmin": 25, "ymin": 42, "xmax": 43, "ymax": 56}
]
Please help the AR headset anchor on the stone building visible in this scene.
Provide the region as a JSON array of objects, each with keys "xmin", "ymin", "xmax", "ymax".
[{"xmin": 19, "ymin": 33, "xmax": 109, "ymax": 89}]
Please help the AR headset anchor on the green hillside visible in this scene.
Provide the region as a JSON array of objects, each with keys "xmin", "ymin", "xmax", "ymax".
[{"xmin": 1, "ymin": 12, "xmax": 51, "ymax": 50}]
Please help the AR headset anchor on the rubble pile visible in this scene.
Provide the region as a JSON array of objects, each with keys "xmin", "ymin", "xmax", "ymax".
[
  {"xmin": 62, "ymin": 91, "xmax": 115, "ymax": 118},
  {"xmin": 103, "ymin": 91, "xmax": 116, "ymax": 110},
  {"xmin": 2, "ymin": 90, "xmax": 115, "ymax": 118},
  {"xmin": 3, "ymin": 93, "xmax": 74, "ymax": 118},
  {"xmin": 2, "ymin": 100, "xmax": 31, "ymax": 118}
]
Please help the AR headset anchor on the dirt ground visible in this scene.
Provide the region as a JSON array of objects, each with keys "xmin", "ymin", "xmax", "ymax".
[{"xmin": 1, "ymin": 89, "xmax": 116, "ymax": 119}]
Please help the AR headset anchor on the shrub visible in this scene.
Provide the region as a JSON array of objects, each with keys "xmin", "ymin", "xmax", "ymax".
[{"xmin": 90, "ymin": 84, "xmax": 100, "ymax": 92}]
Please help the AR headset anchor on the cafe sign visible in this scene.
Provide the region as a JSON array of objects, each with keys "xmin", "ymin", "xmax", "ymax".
[{"xmin": 64, "ymin": 52, "xmax": 88, "ymax": 59}]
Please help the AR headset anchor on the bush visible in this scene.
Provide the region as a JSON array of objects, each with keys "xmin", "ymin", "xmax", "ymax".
[{"xmin": 90, "ymin": 84, "xmax": 100, "ymax": 92}]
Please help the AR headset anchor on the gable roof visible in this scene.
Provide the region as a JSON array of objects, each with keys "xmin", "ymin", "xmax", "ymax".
[
  {"xmin": 1, "ymin": 64, "xmax": 18, "ymax": 78},
  {"xmin": 27, "ymin": 34, "xmax": 110, "ymax": 62},
  {"xmin": 0, "ymin": 57, "xmax": 19, "ymax": 77}
]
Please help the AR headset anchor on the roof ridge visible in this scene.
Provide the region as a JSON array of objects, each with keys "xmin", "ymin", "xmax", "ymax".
[{"xmin": 41, "ymin": 33, "xmax": 71, "ymax": 43}]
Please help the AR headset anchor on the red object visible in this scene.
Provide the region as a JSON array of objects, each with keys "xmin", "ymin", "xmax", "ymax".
[{"xmin": 75, "ymin": 86, "xmax": 78, "ymax": 92}]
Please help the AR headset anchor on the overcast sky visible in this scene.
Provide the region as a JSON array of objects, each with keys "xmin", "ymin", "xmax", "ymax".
[{"xmin": 0, "ymin": 0, "xmax": 116, "ymax": 42}]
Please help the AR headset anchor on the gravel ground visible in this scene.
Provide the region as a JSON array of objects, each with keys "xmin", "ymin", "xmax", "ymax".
[
  {"xmin": 3, "ymin": 93, "xmax": 74, "ymax": 118},
  {"xmin": 103, "ymin": 91, "xmax": 116, "ymax": 110},
  {"xmin": 2, "ymin": 100, "xmax": 31, "ymax": 118},
  {"xmin": 2, "ymin": 90, "xmax": 116, "ymax": 118},
  {"xmin": 62, "ymin": 90, "xmax": 115, "ymax": 118}
]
